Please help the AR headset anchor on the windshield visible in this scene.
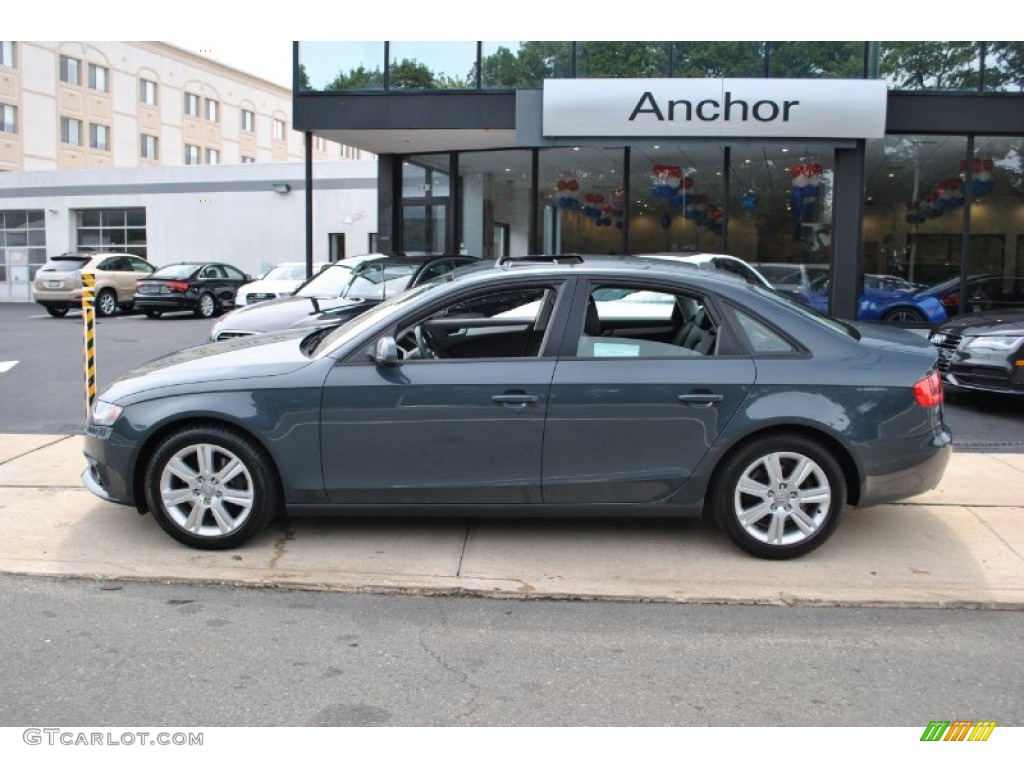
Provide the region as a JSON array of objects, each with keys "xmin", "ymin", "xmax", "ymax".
[
  {"xmin": 296, "ymin": 263, "xmax": 357, "ymax": 298},
  {"xmin": 263, "ymin": 263, "xmax": 311, "ymax": 281},
  {"xmin": 151, "ymin": 264, "xmax": 200, "ymax": 279}
]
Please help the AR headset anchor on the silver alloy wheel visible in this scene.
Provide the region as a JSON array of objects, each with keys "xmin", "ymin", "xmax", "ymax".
[
  {"xmin": 158, "ymin": 442, "xmax": 255, "ymax": 538},
  {"xmin": 882, "ymin": 307, "xmax": 924, "ymax": 324},
  {"xmin": 199, "ymin": 292, "xmax": 216, "ymax": 317},
  {"xmin": 733, "ymin": 451, "xmax": 832, "ymax": 547},
  {"xmin": 96, "ymin": 289, "xmax": 118, "ymax": 317}
]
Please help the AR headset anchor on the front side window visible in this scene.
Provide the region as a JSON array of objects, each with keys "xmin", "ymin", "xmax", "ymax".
[
  {"xmin": 184, "ymin": 92, "xmax": 199, "ymax": 117},
  {"xmin": 139, "ymin": 78, "xmax": 157, "ymax": 105},
  {"xmin": 184, "ymin": 143, "xmax": 200, "ymax": 165},
  {"xmin": 0, "ymin": 103, "xmax": 15, "ymax": 133},
  {"xmin": 60, "ymin": 116, "xmax": 82, "ymax": 145},
  {"xmin": 88, "ymin": 63, "xmax": 108, "ymax": 92},
  {"xmin": 89, "ymin": 123, "xmax": 109, "ymax": 151},
  {"xmin": 60, "ymin": 55, "xmax": 80, "ymax": 85}
]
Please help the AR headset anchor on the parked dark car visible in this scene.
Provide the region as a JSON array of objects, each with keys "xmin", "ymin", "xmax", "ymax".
[
  {"xmin": 929, "ymin": 310, "xmax": 1024, "ymax": 395},
  {"xmin": 755, "ymin": 263, "xmax": 948, "ymax": 324},
  {"xmin": 133, "ymin": 262, "xmax": 252, "ymax": 319},
  {"xmin": 916, "ymin": 274, "xmax": 1024, "ymax": 317},
  {"xmin": 209, "ymin": 253, "xmax": 476, "ymax": 341},
  {"xmin": 83, "ymin": 257, "xmax": 951, "ymax": 559}
]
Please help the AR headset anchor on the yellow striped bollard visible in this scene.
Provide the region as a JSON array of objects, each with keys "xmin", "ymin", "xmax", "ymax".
[{"xmin": 82, "ymin": 272, "xmax": 96, "ymax": 418}]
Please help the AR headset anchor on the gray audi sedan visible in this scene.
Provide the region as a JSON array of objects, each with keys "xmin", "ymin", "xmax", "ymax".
[{"xmin": 82, "ymin": 257, "xmax": 952, "ymax": 559}]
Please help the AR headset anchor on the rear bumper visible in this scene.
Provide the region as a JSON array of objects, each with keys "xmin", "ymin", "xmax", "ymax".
[{"xmin": 861, "ymin": 426, "xmax": 953, "ymax": 506}]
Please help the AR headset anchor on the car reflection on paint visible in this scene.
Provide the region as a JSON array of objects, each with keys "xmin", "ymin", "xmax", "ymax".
[{"xmin": 83, "ymin": 256, "xmax": 951, "ymax": 560}]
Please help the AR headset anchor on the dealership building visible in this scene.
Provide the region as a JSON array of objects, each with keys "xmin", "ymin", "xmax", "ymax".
[{"xmin": 293, "ymin": 41, "xmax": 1024, "ymax": 321}]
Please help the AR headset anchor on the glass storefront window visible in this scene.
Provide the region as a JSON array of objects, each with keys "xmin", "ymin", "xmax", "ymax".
[
  {"xmin": 879, "ymin": 42, "xmax": 981, "ymax": 91},
  {"xmin": 479, "ymin": 42, "xmax": 573, "ymax": 89},
  {"xmin": 767, "ymin": 42, "xmax": 865, "ymax": 79},
  {"xmin": 458, "ymin": 150, "xmax": 532, "ymax": 259},
  {"xmin": 577, "ymin": 42, "xmax": 669, "ymax": 78},
  {"xmin": 75, "ymin": 207, "xmax": 147, "ymax": 258},
  {"xmin": 298, "ymin": 41, "xmax": 385, "ymax": 91},
  {"xmin": 388, "ymin": 42, "xmax": 476, "ymax": 90},
  {"xmin": 670, "ymin": 42, "xmax": 766, "ymax": 77},
  {"xmin": 402, "ymin": 205, "xmax": 446, "ymax": 253},
  {"xmin": 402, "ymin": 157, "xmax": 449, "ymax": 198},
  {"xmin": 539, "ymin": 147, "xmax": 624, "ymax": 255}
]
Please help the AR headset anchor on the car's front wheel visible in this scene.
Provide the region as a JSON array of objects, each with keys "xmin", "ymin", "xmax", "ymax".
[
  {"xmin": 710, "ymin": 435, "xmax": 846, "ymax": 559},
  {"xmin": 881, "ymin": 307, "xmax": 925, "ymax": 324},
  {"xmin": 143, "ymin": 425, "xmax": 280, "ymax": 549},
  {"xmin": 195, "ymin": 292, "xmax": 217, "ymax": 318}
]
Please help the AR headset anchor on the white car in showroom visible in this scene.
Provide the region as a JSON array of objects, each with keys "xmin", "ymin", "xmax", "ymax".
[{"xmin": 235, "ymin": 261, "xmax": 328, "ymax": 306}]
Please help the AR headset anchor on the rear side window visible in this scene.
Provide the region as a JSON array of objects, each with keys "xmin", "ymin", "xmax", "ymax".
[
  {"xmin": 42, "ymin": 255, "xmax": 90, "ymax": 272},
  {"xmin": 732, "ymin": 309, "xmax": 797, "ymax": 354}
]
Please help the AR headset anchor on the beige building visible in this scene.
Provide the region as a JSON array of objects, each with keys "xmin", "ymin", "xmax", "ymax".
[{"xmin": 0, "ymin": 41, "xmax": 371, "ymax": 172}]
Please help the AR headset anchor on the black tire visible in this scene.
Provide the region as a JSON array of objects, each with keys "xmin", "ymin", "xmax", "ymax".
[
  {"xmin": 195, "ymin": 292, "xmax": 218, "ymax": 318},
  {"xmin": 881, "ymin": 307, "xmax": 925, "ymax": 324},
  {"xmin": 710, "ymin": 434, "xmax": 846, "ymax": 559},
  {"xmin": 45, "ymin": 305, "xmax": 69, "ymax": 318},
  {"xmin": 144, "ymin": 309, "xmax": 162, "ymax": 318},
  {"xmin": 95, "ymin": 288, "xmax": 118, "ymax": 317},
  {"xmin": 143, "ymin": 425, "xmax": 280, "ymax": 549}
]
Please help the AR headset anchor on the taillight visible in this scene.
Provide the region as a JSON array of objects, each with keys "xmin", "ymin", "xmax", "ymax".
[
  {"xmin": 914, "ymin": 371, "xmax": 944, "ymax": 407},
  {"xmin": 942, "ymin": 294, "xmax": 959, "ymax": 307},
  {"xmin": 166, "ymin": 281, "xmax": 190, "ymax": 292}
]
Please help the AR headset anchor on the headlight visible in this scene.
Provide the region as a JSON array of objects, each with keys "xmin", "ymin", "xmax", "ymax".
[
  {"xmin": 965, "ymin": 335, "xmax": 1024, "ymax": 352},
  {"xmin": 90, "ymin": 399, "xmax": 123, "ymax": 426}
]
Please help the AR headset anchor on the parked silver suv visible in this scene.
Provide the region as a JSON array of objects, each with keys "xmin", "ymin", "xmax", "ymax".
[{"xmin": 32, "ymin": 252, "xmax": 155, "ymax": 317}]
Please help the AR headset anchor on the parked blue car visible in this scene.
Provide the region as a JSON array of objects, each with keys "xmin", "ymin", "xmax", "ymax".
[{"xmin": 755, "ymin": 263, "xmax": 948, "ymax": 324}]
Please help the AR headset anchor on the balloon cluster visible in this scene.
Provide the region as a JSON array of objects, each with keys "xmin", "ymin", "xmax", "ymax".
[
  {"xmin": 904, "ymin": 158, "xmax": 994, "ymax": 225},
  {"xmin": 790, "ymin": 163, "xmax": 823, "ymax": 219},
  {"xmin": 582, "ymin": 193, "xmax": 617, "ymax": 227},
  {"xmin": 650, "ymin": 165, "xmax": 695, "ymax": 198},
  {"xmin": 555, "ymin": 178, "xmax": 581, "ymax": 209}
]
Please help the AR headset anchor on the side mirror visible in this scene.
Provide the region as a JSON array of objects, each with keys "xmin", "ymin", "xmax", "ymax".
[{"xmin": 372, "ymin": 336, "xmax": 399, "ymax": 367}]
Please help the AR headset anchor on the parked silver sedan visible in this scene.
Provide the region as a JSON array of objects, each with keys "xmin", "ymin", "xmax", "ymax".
[{"xmin": 83, "ymin": 257, "xmax": 951, "ymax": 559}]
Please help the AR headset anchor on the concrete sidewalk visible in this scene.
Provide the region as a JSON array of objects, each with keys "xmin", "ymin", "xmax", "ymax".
[{"xmin": 1, "ymin": 434, "xmax": 1022, "ymax": 608}]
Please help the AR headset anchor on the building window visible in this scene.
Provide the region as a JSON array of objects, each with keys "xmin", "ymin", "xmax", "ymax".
[
  {"xmin": 241, "ymin": 155, "xmax": 255, "ymax": 163},
  {"xmin": 75, "ymin": 208, "xmax": 147, "ymax": 259},
  {"xmin": 59, "ymin": 55, "xmax": 81, "ymax": 85},
  {"xmin": 139, "ymin": 78, "xmax": 158, "ymax": 106},
  {"xmin": 184, "ymin": 92, "xmax": 199, "ymax": 117},
  {"xmin": 89, "ymin": 123, "xmax": 110, "ymax": 151},
  {"xmin": 0, "ymin": 42, "xmax": 15, "ymax": 68},
  {"xmin": 315, "ymin": 136, "xmax": 326, "ymax": 151},
  {"xmin": 241, "ymin": 109, "xmax": 254, "ymax": 132},
  {"xmin": 205, "ymin": 98, "xmax": 219, "ymax": 122},
  {"xmin": 205, "ymin": 148, "xmax": 220, "ymax": 165},
  {"xmin": 184, "ymin": 143, "xmax": 200, "ymax": 165},
  {"xmin": 0, "ymin": 104, "xmax": 15, "ymax": 134},
  {"xmin": 60, "ymin": 116, "xmax": 82, "ymax": 146},
  {"xmin": 140, "ymin": 134, "xmax": 158, "ymax": 160},
  {"xmin": 1, "ymin": 210, "xmax": 48, "ymax": 281},
  {"xmin": 273, "ymin": 118, "xmax": 286, "ymax": 140},
  {"xmin": 88, "ymin": 64, "xmax": 108, "ymax": 92}
]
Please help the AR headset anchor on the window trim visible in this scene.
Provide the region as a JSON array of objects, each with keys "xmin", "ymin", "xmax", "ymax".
[
  {"xmin": 60, "ymin": 116, "xmax": 82, "ymax": 146},
  {"xmin": 184, "ymin": 92, "xmax": 200, "ymax": 117},
  {"xmin": 59, "ymin": 55, "xmax": 81, "ymax": 85},
  {"xmin": 139, "ymin": 78, "xmax": 158, "ymax": 106},
  {"xmin": 0, "ymin": 41, "xmax": 16, "ymax": 69},
  {"xmin": 0, "ymin": 103, "xmax": 15, "ymax": 134},
  {"xmin": 88, "ymin": 63, "xmax": 108, "ymax": 92},
  {"xmin": 140, "ymin": 133, "xmax": 159, "ymax": 160},
  {"xmin": 184, "ymin": 143, "xmax": 201, "ymax": 165},
  {"xmin": 89, "ymin": 123, "xmax": 110, "ymax": 151}
]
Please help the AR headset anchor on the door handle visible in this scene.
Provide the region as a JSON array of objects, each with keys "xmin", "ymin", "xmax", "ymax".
[
  {"xmin": 678, "ymin": 393, "xmax": 724, "ymax": 407},
  {"xmin": 492, "ymin": 393, "xmax": 539, "ymax": 407}
]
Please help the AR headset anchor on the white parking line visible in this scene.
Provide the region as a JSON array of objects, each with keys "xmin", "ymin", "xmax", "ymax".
[{"xmin": 0, "ymin": 361, "xmax": 19, "ymax": 373}]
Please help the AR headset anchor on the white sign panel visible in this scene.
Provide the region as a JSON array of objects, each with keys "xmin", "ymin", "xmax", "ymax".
[{"xmin": 543, "ymin": 78, "xmax": 888, "ymax": 139}]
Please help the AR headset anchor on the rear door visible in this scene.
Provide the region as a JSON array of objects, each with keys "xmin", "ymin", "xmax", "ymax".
[{"xmin": 542, "ymin": 279, "xmax": 756, "ymax": 504}]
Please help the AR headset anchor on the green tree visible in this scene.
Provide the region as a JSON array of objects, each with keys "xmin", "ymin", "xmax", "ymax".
[
  {"xmin": 326, "ymin": 65, "xmax": 384, "ymax": 90},
  {"xmin": 389, "ymin": 58, "xmax": 434, "ymax": 89},
  {"xmin": 672, "ymin": 42, "xmax": 767, "ymax": 77},
  {"xmin": 769, "ymin": 42, "xmax": 865, "ymax": 78},
  {"xmin": 987, "ymin": 42, "xmax": 1024, "ymax": 91},
  {"xmin": 577, "ymin": 42, "xmax": 668, "ymax": 77},
  {"xmin": 880, "ymin": 42, "xmax": 980, "ymax": 90}
]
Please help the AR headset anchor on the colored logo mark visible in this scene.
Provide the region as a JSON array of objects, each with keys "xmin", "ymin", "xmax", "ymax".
[{"xmin": 920, "ymin": 720, "xmax": 996, "ymax": 741}]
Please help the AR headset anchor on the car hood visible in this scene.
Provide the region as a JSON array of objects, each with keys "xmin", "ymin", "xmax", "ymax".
[
  {"xmin": 937, "ymin": 310, "xmax": 1024, "ymax": 337},
  {"xmin": 851, "ymin": 322, "xmax": 939, "ymax": 359},
  {"xmin": 214, "ymin": 295, "xmax": 370, "ymax": 332},
  {"xmin": 101, "ymin": 331, "xmax": 315, "ymax": 401}
]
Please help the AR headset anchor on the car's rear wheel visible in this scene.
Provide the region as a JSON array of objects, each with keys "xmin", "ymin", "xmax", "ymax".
[
  {"xmin": 195, "ymin": 292, "xmax": 217, "ymax": 318},
  {"xmin": 144, "ymin": 309, "xmax": 162, "ymax": 318},
  {"xmin": 881, "ymin": 307, "xmax": 925, "ymax": 324},
  {"xmin": 45, "ymin": 305, "xmax": 69, "ymax": 318},
  {"xmin": 143, "ymin": 425, "xmax": 280, "ymax": 549},
  {"xmin": 711, "ymin": 435, "xmax": 846, "ymax": 559},
  {"xmin": 95, "ymin": 288, "xmax": 118, "ymax": 317}
]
